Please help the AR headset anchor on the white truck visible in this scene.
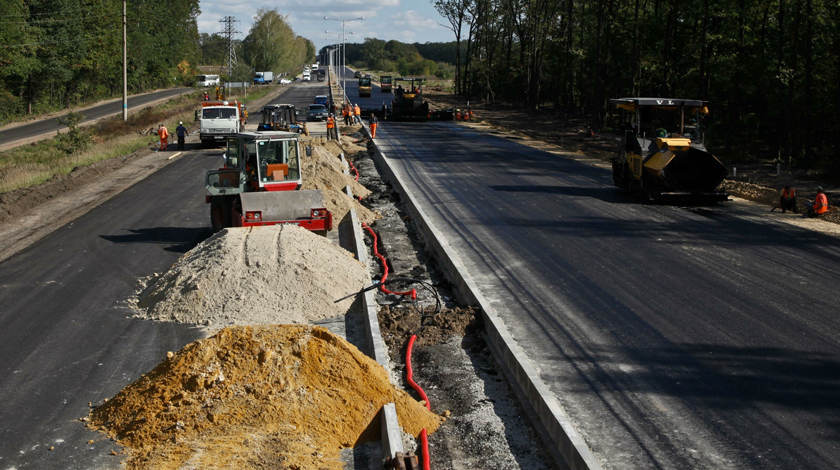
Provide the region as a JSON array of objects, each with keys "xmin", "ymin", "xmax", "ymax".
[
  {"xmin": 303, "ymin": 71, "xmax": 311, "ymax": 81},
  {"xmin": 311, "ymin": 63, "xmax": 319, "ymax": 71},
  {"xmin": 253, "ymin": 71, "xmax": 274, "ymax": 85},
  {"xmin": 197, "ymin": 100, "xmax": 247, "ymax": 148}
]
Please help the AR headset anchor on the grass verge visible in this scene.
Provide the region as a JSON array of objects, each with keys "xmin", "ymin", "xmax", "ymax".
[{"xmin": 0, "ymin": 93, "xmax": 202, "ymax": 194}]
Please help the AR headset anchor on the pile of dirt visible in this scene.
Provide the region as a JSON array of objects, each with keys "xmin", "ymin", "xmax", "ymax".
[
  {"xmin": 340, "ymin": 135, "xmax": 367, "ymax": 155},
  {"xmin": 90, "ymin": 325, "xmax": 442, "ymax": 469},
  {"xmin": 133, "ymin": 225, "xmax": 369, "ymax": 327},
  {"xmin": 378, "ymin": 306, "xmax": 481, "ymax": 357},
  {"xmin": 301, "ymin": 139, "xmax": 379, "ymax": 224}
]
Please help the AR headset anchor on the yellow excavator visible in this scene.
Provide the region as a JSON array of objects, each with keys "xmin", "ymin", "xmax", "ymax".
[{"xmin": 610, "ymin": 97, "xmax": 729, "ymax": 204}]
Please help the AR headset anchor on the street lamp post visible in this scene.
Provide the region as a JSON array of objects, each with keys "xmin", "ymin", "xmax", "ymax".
[
  {"xmin": 325, "ymin": 31, "xmax": 351, "ymax": 100},
  {"xmin": 324, "ymin": 16, "xmax": 364, "ymax": 100}
]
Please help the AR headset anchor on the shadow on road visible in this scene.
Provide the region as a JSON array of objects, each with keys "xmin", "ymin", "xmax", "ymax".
[{"xmin": 100, "ymin": 226, "xmax": 212, "ymax": 253}]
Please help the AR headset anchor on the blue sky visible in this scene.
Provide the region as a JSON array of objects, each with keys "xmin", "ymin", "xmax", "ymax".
[{"xmin": 197, "ymin": 0, "xmax": 455, "ymax": 52}]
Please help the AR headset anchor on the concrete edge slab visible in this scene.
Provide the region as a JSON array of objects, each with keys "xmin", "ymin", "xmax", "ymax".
[
  {"xmin": 363, "ymin": 124, "xmax": 604, "ymax": 470},
  {"xmin": 337, "ymin": 128, "xmax": 403, "ymax": 461}
]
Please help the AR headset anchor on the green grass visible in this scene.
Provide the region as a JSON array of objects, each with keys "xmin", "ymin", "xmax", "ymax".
[{"xmin": 0, "ymin": 95, "xmax": 200, "ymax": 194}]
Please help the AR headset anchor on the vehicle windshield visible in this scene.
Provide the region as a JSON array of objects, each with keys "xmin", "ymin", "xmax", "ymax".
[
  {"xmin": 203, "ymin": 108, "xmax": 237, "ymax": 119},
  {"xmin": 309, "ymin": 105, "xmax": 326, "ymax": 113},
  {"xmin": 359, "ymin": 78, "xmax": 371, "ymax": 86},
  {"xmin": 257, "ymin": 139, "xmax": 301, "ymax": 182},
  {"xmin": 381, "ymin": 77, "xmax": 391, "ymax": 84},
  {"xmin": 226, "ymin": 138, "xmax": 240, "ymax": 168},
  {"xmin": 637, "ymin": 107, "xmax": 700, "ymax": 139},
  {"xmin": 197, "ymin": 75, "xmax": 206, "ymax": 81}
]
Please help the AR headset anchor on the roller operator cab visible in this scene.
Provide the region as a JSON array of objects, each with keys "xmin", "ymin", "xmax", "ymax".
[
  {"xmin": 610, "ymin": 97, "xmax": 729, "ymax": 204},
  {"xmin": 380, "ymin": 75, "xmax": 392, "ymax": 93},
  {"xmin": 358, "ymin": 76, "xmax": 372, "ymax": 97},
  {"xmin": 205, "ymin": 132, "xmax": 332, "ymax": 233},
  {"xmin": 389, "ymin": 78, "xmax": 430, "ymax": 120}
]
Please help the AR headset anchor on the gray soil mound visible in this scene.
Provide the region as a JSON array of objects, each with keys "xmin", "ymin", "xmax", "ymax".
[{"xmin": 133, "ymin": 225, "xmax": 369, "ymax": 327}]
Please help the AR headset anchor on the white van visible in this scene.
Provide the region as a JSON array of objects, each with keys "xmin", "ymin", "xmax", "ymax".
[
  {"xmin": 196, "ymin": 74, "xmax": 220, "ymax": 87},
  {"xmin": 303, "ymin": 72, "xmax": 311, "ymax": 82}
]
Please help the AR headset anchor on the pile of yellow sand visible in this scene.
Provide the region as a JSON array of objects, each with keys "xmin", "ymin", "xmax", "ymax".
[{"xmin": 91, "ymin": 325, "xmax": 442, "ymax": 469}]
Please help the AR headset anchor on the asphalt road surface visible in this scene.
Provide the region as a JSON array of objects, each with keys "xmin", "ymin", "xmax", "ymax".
[
  {"xmin": 0, "ymin": 82, "xmax": 329, "ymax": 468},
  {"xmin": 374, "ymin": 121, "xmax": 840, "ymax": 469},
  {"xmin": 0, "ymin": 87, "xmax": 192, "ymax": 148}
]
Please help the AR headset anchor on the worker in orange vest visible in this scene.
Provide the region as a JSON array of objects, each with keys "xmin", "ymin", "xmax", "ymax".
[
  {"xmin": 806, "ymin": 186, "xmax": 829, "ymax": 217},
  {"xmin": 779, "ymin": 186, "xmax": 797, "ymax": 213},
  {"xmin": 455, "ymin": 109, "xmax": 462, "ymax": 121},
  {"xmin": 342, "ymin": 105, "xmax": 350, "ymax": 126},
  {"xmin": 369, "ymin": 113, "xmax": 378, "ymax": 138},
  {"xmin": 158, "ymin": 124, "xmax": 169, "ymax": 150},
  {"xmin": 353, "ymin": 104, "xmax": 362, "ymax": 125},
  {"xmin": 326, "ymin": 114, "xmax": 336, "ymax": 140},
  {"xmin": 468, "ymin": 109, "xmax": 475, "ymax": 120}
]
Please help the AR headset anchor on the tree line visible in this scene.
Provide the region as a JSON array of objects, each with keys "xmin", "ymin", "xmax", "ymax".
[
  {"xmin": 319, "ymin": 40, "xmax": 460, "ymax": 79},
  {"xmin": 1, "ymin": 3, "xmax": 313, "ymax": 123},
  {"xmin": 433, "ymin": 0, "xmax": 840, "ymax": 167}
]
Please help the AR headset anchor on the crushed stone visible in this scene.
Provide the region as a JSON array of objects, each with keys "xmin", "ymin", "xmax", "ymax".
[
  {"xmin": 301, "ymin": 138, "xmax": 379, "ymax": 224},
  {"xmin": 132, "ymin": 225, "xmax": 369, "ymax": 327},
  {"xmin": 90, "ymin": 325, "xmax": 443, "ymax": 469}
]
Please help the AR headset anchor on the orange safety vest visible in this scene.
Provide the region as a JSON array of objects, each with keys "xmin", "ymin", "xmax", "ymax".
[
  {"xmin": 342, "ymin": 107, "xmax": 348, "ymax": 116},
  {"xmin": 354, "ymin": 106, "xmax": 361, "ymax": 116},
  {"xmin": 159, "ymin": 127, "xmax": 169, "ymax": 139},
  {"xmin": 815, "ymin": 193, "xmax": 828, "ymax": 214},
  {"xmin": 781, "ymin": 188, "xmax": 795, "ymax": 199},
  {"xmin": 326, "ymin": 117, "xmax": 335, "ymax": 129}
]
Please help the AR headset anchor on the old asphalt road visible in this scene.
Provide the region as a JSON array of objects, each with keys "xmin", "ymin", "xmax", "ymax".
[
  {"xmin": 0, "ymin": 83, "xmax": 327, "ymax": 469},
  {"xmin": 374, "ymin": 121, "xmax": 840, "ymax": 469},
  {"xmin": 0, "ymin": 87, "xmax": 193, "ymax": 149},
  {"xmin": 0, "ymin": 148, "xmax": 219, "ymax": 466}
]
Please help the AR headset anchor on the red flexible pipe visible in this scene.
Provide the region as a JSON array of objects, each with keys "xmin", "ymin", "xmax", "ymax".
[
  {"xmin": 348, "ymin": 160, "xmax": 360, "ymax": 181},
  {"xmin": 362, "ymin": 222, "xmax": 417, "ymax": 299},
  {"xmin": 407, "ymin": 334, "xmax": 432, "ymax": 469}
]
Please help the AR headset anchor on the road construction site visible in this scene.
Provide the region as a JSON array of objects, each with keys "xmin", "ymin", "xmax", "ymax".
[{"xmin": 1, "ymin": 69, "xmax": 839, "ymax": 470}]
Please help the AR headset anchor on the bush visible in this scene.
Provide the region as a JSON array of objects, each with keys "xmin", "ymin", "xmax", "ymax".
[{"xmin": 55, "ymin": 111, "xmax": 92, "ymax": 155}]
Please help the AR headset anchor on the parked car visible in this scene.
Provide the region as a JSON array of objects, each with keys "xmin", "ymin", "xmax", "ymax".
[
  {"xmin": 308, "ymin": 104, "xmax": 328, "ymax": 121},
  {"xmin": 280, "ymin": 78, "xmax": 292, "ymax": 84}
]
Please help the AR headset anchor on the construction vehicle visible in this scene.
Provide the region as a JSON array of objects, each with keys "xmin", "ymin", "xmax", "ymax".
[
  {"xmin": 380, "ymin": 75, "xmax": 392, "ymax": 93},
  {"xmin": 205, "ymin": 132, "xmax": 332, "ymax": 233},
  {"xmin": 196, "ymin": 100, "xmax": 247, "ymax": 148},
  {"xmin": 359, "ymin": 76, "xmax": 372, "ymax": 97},
  {"xmin": 388, "ymin": 78, "xmax": 429, "ymax": 121},
  {"xmin": 257, "ymin": 104, "xmax": 307, "ymax": 134},
  {"xmin": 610, "ymin": 97, "xmax": 729, "ymax": 203}
]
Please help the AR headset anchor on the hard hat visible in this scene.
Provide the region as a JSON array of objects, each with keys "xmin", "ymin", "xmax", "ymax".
[
  {"xmin": 816, "ymin": 186, "xmax": 824, "ymax": 191},
  {"xmin": 179, "ymin": 121, "xmax": 183, "ymax": 125}
]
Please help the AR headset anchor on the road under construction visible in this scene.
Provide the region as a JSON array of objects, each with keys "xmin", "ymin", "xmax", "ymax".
[{"xmin": 0, "ymin": 67, "xmax": 838, "ymax": 470}]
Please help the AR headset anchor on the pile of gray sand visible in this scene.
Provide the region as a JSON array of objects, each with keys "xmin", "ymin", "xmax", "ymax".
[{"xmin": 133, "ymin": 225, "xmax": 369, "ymax": 327}]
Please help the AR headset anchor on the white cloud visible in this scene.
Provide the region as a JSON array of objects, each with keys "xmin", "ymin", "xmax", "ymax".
[{"xmin": 388, "ymin": 10, "xmax": 440, "ymax": 31}]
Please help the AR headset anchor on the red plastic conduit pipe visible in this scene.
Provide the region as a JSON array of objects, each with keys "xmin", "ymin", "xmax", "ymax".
[{"xmin": 361, "ymin": 223, "xmax": 417, "ymax": 300}]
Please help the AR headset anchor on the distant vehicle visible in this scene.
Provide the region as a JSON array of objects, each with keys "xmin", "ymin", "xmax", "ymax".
[
  {"xmin": 303, "ymin": 71, "xmax": 311, "ymax": 81},
  {"xmin": 314, "ymin": 95, "xmax": 329, "ymax": 106},
  {"xmin": 311, "ymin": 63, "xmax": 319, "ymax": 71},
  {"xmin": 308, "ymin": 104, "xmax": 327, "ymax": 121},
  {"xmin": 354, "ymin": 70, "xmax": 362, "ymax": 78},
  {"xmin": 280, "ymin": 78, "xmax": 292, "ymax": 84},
  {"xmin": 358, "ymin": 76, "xmax": 372, "ymax": 97},
  {"xmin": 196, "ymin": 100, "xmax": 246, "ymax": 147},
  {"xmin": 293, "ymin": 77, "xmax": 301, "ymax": 82},
  {"xmin": 317, "ymin": 69, "xmax": 326, "ymax": 82},
  {"xmin": 253, "ymin": 72, "xmax": 274, "ymax": 85},
  {"xmin": 196, "ymin": 74, "xmax": 220, "ymax": 87}
]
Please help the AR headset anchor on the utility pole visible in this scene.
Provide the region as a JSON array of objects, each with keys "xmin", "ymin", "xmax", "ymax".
[
  {"xmin": 122, "ymin": 0, "xmax": 127, "ymax": 121},
  {"xmin": 219, "ymin": 16, "xmax": 240, "ymax": 76},
  {"xmin": 324, "ymin": 17, "xmax": 364, "ymax": 99}
]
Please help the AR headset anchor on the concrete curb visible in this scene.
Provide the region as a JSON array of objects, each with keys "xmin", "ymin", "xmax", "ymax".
[
  {"xmin": 361, "ymin": 124, "xmax": 604, "ymax": 470},
  {"xmin": 332, "ymin": 98, "xmax": 404, "ymax": 459}
]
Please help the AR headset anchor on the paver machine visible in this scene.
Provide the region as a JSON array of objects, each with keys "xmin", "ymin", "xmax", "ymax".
[
  {"xmin": 388, "ymin": 78, "xmax": 430, "ymax": 121},
  {"xmin": 610, "ymin": 97, "xmax": 729, "ymax": 203},
  {"xmin": 257, "ymin": 104, "xmax": 307, "ymax": 134},
  {"xmin": 205, "ymin": 131, "xmax": 332, "ymax": 233}
]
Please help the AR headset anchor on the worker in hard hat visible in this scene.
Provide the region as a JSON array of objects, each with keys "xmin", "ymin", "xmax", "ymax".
[
  {"xmin": 326, "ymin": 114, "xmax": 336, "ymax": 140},
  {"xmin": 353, "ymin": 104, "xmax": 362, "ymax": 125},
  {"xmin": 455, "ymin": 109, "xmax": 462, "ymax": 121},
  {"xmin": 158, "ymin": 124, "xmax": 169, "ymax": 150},
  {"xmin": 369, "ymin": 113, "xmax": 378, "ymax": 139},
  {"xmin": 342, "ymin": 104, "xmax": 350, "ymax": 126},
  {"xmin": 175, "ymin": 121, "xmax": 188, "ymax": 150}
]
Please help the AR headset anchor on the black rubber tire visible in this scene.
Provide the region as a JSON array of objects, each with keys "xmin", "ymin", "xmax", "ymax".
[{"xmin": 210, "ymin": 196, "xmax": 232, "ymax": 232}]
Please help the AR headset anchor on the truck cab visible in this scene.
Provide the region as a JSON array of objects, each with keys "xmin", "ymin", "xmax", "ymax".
[{"xmin": 197, "ymin": 101, "xmax": 246, "ymax": 148}]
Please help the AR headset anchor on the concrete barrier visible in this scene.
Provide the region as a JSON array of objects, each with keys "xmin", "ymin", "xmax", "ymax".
[{"xmin": 362, "ymin": 123, "xmax": 604, "ymax": 470}]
